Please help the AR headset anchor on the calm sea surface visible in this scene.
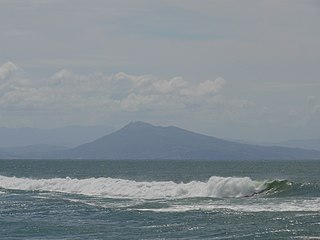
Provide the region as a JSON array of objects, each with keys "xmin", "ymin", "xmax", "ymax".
[{"xmin": 0, "ymin": 159, "xmax": 320, "ymax": 239}]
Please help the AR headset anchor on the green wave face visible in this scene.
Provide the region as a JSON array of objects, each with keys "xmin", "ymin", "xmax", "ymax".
[
  {"xmin": 260, "ymin": 180, "xmax": 320, "ymax": 198},
  {"xmin": 263, "ymin": 180, "xmax": 292, "ymax": 195}
]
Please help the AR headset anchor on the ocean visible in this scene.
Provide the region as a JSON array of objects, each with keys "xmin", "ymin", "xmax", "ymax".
[{"xmin": 0, "ymin": 159, "xmax": 319, "ymax": 239}]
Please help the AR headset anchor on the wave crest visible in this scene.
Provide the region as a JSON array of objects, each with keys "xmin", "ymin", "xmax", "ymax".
[{"xmin": 0, "ymin": 175, "xmax": 274, "ymax": 199}]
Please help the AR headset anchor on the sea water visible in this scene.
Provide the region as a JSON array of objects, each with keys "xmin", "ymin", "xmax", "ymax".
[{"xmin": 0, "ymin": 159, "xmax": 319, "ymax": 239}]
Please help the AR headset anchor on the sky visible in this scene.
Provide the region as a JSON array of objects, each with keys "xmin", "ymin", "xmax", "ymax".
[{"xmin": 0, "ymin": 0, "xmax": 319, "ymax": 142}]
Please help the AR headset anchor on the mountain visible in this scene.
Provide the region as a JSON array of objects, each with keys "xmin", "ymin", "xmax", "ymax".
[
  {"xmin": 0, "ymin": 125, "xmax": 115, "ymax": 148},
  {"xmin": 57, "ymin": 121, "xmax": 320, "ymax": 160},
  {"xmin": 0, "ymin": 151, "xmax": 15, "ymax": 159},
  {"xmin": 1, "ymin": 144, "xmax": 68, "ymax": 155},
  {"xmin": 274, "ymin": 139, "xmax": 320, "ymax": 151},
  {"xmin": 228, "ymin": 138, "xmax": 320, "ymax": 151}
]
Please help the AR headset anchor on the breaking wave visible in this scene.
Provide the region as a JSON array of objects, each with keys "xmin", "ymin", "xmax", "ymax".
[{"xmin": 0, "ymin": 175, "xmax": 297, "ymax": 199}]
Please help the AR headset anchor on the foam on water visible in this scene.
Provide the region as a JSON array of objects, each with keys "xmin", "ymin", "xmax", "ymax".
[
  {"xmin": 0, "ymin": 175, "xmax": 266, "ymax": 199},
  {"xmin": 135, "ymin": 198, "xmax": 320, "ymax": 213}
]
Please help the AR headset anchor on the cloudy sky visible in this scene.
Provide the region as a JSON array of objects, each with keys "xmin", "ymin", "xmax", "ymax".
[{"xmin": 0, "ymin": 0, "xmax": 319, "ymax": 141}]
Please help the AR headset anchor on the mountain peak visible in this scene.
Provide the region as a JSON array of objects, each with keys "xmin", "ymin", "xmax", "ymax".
[
  {"xmin": 122, "ymin": 121, "xmax": 157, "ymax": 131},
  {"xmin": 128, "ymin": 121, "xmax": 153, "ymax": 127}
]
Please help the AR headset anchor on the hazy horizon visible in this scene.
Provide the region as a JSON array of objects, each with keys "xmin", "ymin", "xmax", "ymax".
[{"xmin": 1, "ymin": 0, "xmax": 319, "ymax": 142}]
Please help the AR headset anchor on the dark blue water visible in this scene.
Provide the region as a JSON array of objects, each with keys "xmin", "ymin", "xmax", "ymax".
[{"xmin": 0, "ymin": 160, "xmax": 320, "ymax": 239}]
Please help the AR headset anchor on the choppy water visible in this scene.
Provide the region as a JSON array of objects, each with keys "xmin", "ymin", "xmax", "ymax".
[{"xmin": 0, "ymin": 159, "xmax": 320, "ymax": 239}]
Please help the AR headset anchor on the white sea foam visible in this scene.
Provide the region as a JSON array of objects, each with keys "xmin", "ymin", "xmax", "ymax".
[
  {"xmin": 294, "ymin": 237, "xmax": 320, "ymax": 240},
  {"xmin": 0, "ymin": 175, "xmax": 266, "ymax": 199},
  {"xmin": 136, "ymin": 198, "xmax": 320, "ymax": 213}
]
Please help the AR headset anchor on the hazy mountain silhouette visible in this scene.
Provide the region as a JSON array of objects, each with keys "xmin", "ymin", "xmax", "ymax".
[
  {"xmin": 57, "ymin": 121, "xmax": 320, "ymax": 160},
  {"xmin": 229, "ymin": 138, "xmax": 320, "ymax": 151},
  {"xmin": 274, "ymin": 138, "xmax": 320, "ymax": 151},
  {"xmin": 0, "ymin": 125, "xmax": 114, "ymax": 148},
  {"xmin": 0, "ymin": 144, "xmax": 68, "ymax": 156}
]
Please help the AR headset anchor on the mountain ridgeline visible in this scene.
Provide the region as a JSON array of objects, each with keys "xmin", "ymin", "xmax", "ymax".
[
  {"xmin": 53, "ymin": 122, "xmax": 320, "ymax": 160},
  {"xmin": 1, "ymin": 122, "xmax": 320, "ymax": 160}
]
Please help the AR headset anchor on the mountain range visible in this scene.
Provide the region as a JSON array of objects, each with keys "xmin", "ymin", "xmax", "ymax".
[
  {"xmin": 0, "ymin": 125, "xmax": 114, "ymax": 148},
  {"xmin": 269, "ymin": 139, "xmax": 320, "ymax": 151},
  {"xmin": 1, "ymin": 121, "xmax": 319, "ymax": 160}
]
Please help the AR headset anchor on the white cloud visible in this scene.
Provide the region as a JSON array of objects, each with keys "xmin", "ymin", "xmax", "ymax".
[
  {"xmin": 120, "ymin": 93, "xmax": 153, "ymax": 112},
  {"xmin": 0, "ymin": 62, "xmax": 18, "ymax": 80},
  {"xmin": 0, "ymin": 62, "xmax": 230, "ymax": 114},
  {"xmin": 196, "ymin": 77, "xmax": 225, "ymax": 95}
]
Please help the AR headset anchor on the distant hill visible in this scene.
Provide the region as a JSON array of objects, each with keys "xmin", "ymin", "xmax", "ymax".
[
  {"xmin": 0, "ymin": 151, "xmax": 15, "ymax": 159},
  {"xmin": 274, "ymin": 139, "xmax": 320, "ymax": 151},
  {"xmin": 0, "ymin": 125, "xmax": 115, "ymax": 148},
  {"xmin": 55, "ymin": 121, "xmax": 320, "ymax": 160},
  {"xmin": 0, "ymin": 144, "xmax": 68, "ymax": 157},
  {"xmin": 224, "ymin": 138, "xmax": 320, "ymax": 152}
]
